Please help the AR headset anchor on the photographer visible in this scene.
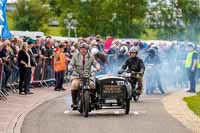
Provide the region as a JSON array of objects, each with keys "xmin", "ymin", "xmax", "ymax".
[{"xmin": 0, "ymin": 40, "xmax": 13, "ymax": 90}]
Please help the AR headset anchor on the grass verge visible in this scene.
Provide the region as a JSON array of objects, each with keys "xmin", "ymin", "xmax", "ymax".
[{"xmin": 184, "ymin": 92, "xmax": 200, "ymax": 117}]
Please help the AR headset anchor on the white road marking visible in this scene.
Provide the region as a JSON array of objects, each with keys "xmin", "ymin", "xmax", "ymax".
[
  {"xmin": 133, "ymin": 111, "xmax": 139, "ymax": 115},
  {"xmin": 64, "ymin": 110, "xmax": 147, "ymax": 115},
  {"xmin": 64, "ymin": 110, "xmax": 71, "ymax": 114},
  {"xmin": 130, "ymin": 111, "xmax": 147, "ymax": 115}
]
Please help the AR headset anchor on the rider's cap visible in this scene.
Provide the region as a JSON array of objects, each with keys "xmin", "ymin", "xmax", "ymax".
[
  {"xmin": 79, "ymin": 43, "xmax": 89, "ymax": 49},
  {"xmin": 129, "ymin": 47, "xmax": 138, "ymax": 53}
]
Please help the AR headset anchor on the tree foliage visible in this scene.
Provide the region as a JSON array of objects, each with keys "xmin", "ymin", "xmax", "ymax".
[
  {"xmin": 146, "ymin": 0, "xmax": 200, "ymax": 41},
  {"xmin": 177, "ymin": 0, "xmax": 200, "ymax": 42},
  {"xmin": 52, "ymin": 0, "xmax": 147, "ymax": 38},
  {"xmin": 13, "ymin": 0, "xmax": 200, "ymax": 40},
  {"xmin": 14, "ymin": 0, "xmax": 49, "ymax": 31}
]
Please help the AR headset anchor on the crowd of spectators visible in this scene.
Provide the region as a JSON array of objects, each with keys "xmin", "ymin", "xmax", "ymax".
[{"xmin": 0, "ymin": 34, "xmax": 199, "ymax": 98}]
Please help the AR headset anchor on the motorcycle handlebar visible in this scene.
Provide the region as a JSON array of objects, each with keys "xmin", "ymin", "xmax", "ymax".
[{"xmin": 118, "ymin": 70, "xmax": 143, "ymax": 75}]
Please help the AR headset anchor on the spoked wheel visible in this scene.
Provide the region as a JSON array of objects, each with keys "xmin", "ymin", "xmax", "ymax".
[
  {"xmin": 83, "ymin": 90, "xmax": 90, "ymax": 117},
  {"xmin": 133, "ymin": 94, "xmax": 140, "ymax": 102},
  {"xmin": 125, "ymin": 99, "xmax": 130, "ymax": 114},
  {"xmin": 78, "ymin": 95, "xmax": 83, "ymax": 114}
]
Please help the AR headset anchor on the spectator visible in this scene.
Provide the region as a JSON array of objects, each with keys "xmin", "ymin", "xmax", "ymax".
[
  {"xmin": 0, "ymin": 41, "xmax": 12, "ymax": 89},
  {"xmin": 17, "ymin": 42, "xmax": 35, "ymax": 95},
  {"xmin": 54, "ymin": 44, "xmax": 67, "ymax": 91},
  {"xmin": 41, "ymin": 39, "xmax": 54, "ymax": 80}
]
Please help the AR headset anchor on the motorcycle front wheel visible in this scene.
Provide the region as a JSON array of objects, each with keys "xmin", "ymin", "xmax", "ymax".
[
  {"xmin": 83, "ymin": 90, "xmax": 90, "ymax": 117},
  {"xmin": 78, "ymin": 95, "xmax": 83, "ymax": 114},
  {"xmin": 125, "ymin": 99, "xmax": 130, "ymax": 114},
  {"xmin": 133, "ymin": 93, "xmax": 140, "ymax": 102}
]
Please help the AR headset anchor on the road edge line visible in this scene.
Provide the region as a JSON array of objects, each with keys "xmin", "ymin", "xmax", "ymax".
[{"xmin": 7, "ymin": 92, "xmax": 66, "ymax": 133}]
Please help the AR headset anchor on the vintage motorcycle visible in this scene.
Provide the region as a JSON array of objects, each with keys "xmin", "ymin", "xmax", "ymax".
[
  {"xmin": 145, "ymin": 64, "xmax": 156, "ymax": 95},
  {"xmin": 75, "ymin": 70, "xmax": 132, "ymax": 117},
  {"xmin": 76, "ymin": 70, "xmax": 91, "ymax": 117},
  {"xmin": 145, "ymin": 64, "xmax": 165, "ymax": 94},
  {"xmin": 118, "ymin": 70, "xmax": 143, "ymax": 102}
]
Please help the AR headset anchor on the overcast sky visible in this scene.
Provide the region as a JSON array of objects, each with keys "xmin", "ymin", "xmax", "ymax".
[{"xmin": 7, "ymin": 0, "xmax": 17, "ymax": 3}]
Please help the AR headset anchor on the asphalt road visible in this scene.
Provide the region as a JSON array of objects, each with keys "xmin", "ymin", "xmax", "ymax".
[{"xmin": 21, "ymin": 93, "xmax": 191, "ymax": 133}]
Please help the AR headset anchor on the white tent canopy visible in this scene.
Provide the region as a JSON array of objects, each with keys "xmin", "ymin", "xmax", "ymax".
[
  {"xmin": 51, "ymin": 36, "xmax": 78, "ymax": 42},
  {"xmin": 11, "ymin": 31, "xmax": 45, "ymax": 38},
  {"xmin": 7, "ymin": 0, "xmax": 17, "ymax": 3}
]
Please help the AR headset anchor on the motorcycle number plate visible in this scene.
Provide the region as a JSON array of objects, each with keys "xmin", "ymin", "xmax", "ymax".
[
  {"xmin": 116, "ymin": 81, "xmax": 125, "ymax": 86},
  {"xmin": 103, "ymin": 85, "xmax": 122, "ymax": 94}
]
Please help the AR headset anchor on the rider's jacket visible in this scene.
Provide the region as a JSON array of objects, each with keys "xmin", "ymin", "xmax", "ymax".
[
  {"xmin": 70, "ymin": 52, "xmax": 99, "ymax": 80},
  {"xmin": 122, "ymin": 57, "xmax": 145, "ymax": 73}
]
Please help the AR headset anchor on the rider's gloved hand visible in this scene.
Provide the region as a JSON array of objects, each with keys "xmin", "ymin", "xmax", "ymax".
[
  {"xmin": 140, "ymin": 68, "xmax": 145, "ymax": 74},
  {"xmin": 136, "ymin": 74, "xmax": 140, "ymax": 78},
  {"xmin": 118, "ymin": 70, "xmax": 123, "ymax": 75},
  {"xmin": 96, "ymin": 64, "xmax": 101, "ymax": 72}
]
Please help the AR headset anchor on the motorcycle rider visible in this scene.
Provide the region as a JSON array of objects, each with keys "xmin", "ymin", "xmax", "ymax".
[
  {"xmin": 120, "ymin": 47, "xmax": 145, "ymax": 95},
  {"xmin": 69, "ymin": 42, "xmax": 101, "ymax": 110},
  {"xmin": 144, "ymin": 48, "xmax": 165, "ymax": 94}
]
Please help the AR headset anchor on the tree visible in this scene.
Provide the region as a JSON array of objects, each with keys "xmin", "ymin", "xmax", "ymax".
[
  {"xmin": 177, "ymin": 0, "xmax": 200, "ymax": 42},
  {"xmin": 145, "ymin": 0, "xmax": 185, "ymax": 40},
  {"xmin": 115, "ymin": 0, "xmax": 147, "ymax": 38},
  {"xmin": 146, "ymin": 0, "xmax": 200, "ymax": 41},
  {"xmin": 56, "ymin": 0, "xmax": 147, "ymax": 38},
  {"xmin": 48, "ymin": 0, "xmax": 62, "ymax": 16},
  {"xmin": 14, "ymin": 0, "xmax": 49, "ymax": 31}
]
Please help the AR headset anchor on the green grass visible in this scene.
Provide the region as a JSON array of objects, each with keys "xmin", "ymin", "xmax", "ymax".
[
  {"xmin": 184, "ymin": 92, "xmax": 200, "ymax": 117},
  {"xmin": 6, "ymin": 12, "xmax": 63, "ymax": 36},
  {"xmin": 45, "ymin": 26, "xmax": 62, "ymax": 36}
]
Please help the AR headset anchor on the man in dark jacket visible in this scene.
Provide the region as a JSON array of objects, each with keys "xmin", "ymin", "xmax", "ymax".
[
  {"xmin": 41, "ymin": 39, "xmax": 54, "ymax": 80},
  {"xmin": 144, "ymin": 48, "xmax": 164, "ymax": 94},
  {"xmin": 27, "ymin": 38, "xmax": 37, "ymax": 67},
  {"xmin": 121, "ymin": 47, "xmax": 145, "ymax": 95}
]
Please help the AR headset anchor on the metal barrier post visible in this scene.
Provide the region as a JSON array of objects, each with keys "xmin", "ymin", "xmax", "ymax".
[
  {"xmin": 31, "ymin": 57, "xmax": 46, "ymax": 87},
  {"xmin": 31, "ymin": 57, "xmax": 55, "ymax": 88},
  {"xmin": 41, "ymin": 57, "xmax": 55, "ymax": 87},
  {"xmin": 41, "ymin": 58, "xmax": 49, "ymax": 87},
  {"xmin": 0, "ymin": 60, "xmax": 7, "ymax": 100},
  {"xmin": 6, "ymin": 62, "xmax": 18, "ymax": 93}
]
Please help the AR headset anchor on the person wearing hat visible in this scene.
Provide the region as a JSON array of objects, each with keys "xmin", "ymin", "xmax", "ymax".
[
  {"xmin": 120, "ymin": 47, "xmax": 145, "ymax": 95},
  {"xmin": 185, "ymin": 43, "xmax": 198, "ymax": 93},
  {"xmin": 27, "ymin": 38, "xmax": 37, "ymax": 93},
  {"xmin": 68, "ymin": 43, "xmax": 101, "ymax": 110},
  {"xmin": 27, "ymin": 38, "xmax": 37, "ymax": 65},
  {"xmin": 54, "ymin": 44, "xmax": 67, "ymax": 91}
]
